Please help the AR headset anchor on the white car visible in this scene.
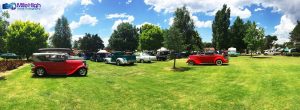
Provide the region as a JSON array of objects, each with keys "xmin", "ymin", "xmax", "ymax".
[{"xmin": 135, "ymin": 52, "xmax": 156, "ymax": 63}]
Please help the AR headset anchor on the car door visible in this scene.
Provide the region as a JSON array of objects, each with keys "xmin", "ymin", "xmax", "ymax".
[{"xmin": 48, "ymin": 55, "xmax": 67, "ymax": 74}]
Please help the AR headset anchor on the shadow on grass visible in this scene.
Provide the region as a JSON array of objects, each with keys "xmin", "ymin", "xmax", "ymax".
[
  {"xmin": 171, "ymin": 67, "xmax": 192, "ymax": 72},
  {"xmin": 0, "ymin": 76, "xmax": 6, "ymax": 80},
  {"xmin": 191, "ymin": 64, "xmax": 229, "ymax": 66},
  {"xmin": 31, "ymin": 74, "xmax": 87, "ymax": 79},
  {"xmin": 252, "ymin": 56, "xmax": 272, "ymax": 59}
]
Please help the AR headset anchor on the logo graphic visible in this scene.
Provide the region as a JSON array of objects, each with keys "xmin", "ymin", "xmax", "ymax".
[
  {"xmin": 2, "ymin": 3, "xmax": 16, "ymax": 10},
  {"xmin": 2, "ymin": 2, "xmax": 41, "ymax": 10}
]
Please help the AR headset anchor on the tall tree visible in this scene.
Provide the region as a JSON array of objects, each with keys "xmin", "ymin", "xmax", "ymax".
[
  {"xmin": 139, "ymin": 24, "xmax": 164, "ymax": 51},
  {"xmin": 212, "ymin": 4, "xmax": 231, "ymax": 50},
  {"xmin": 263, "ymin": 35, "xmax": 278, "ymax": 50},
  {"xmin": 78, "ymin": 33, "xmax": 104, "ymax": 52},
  {"xmin": 243, "ymin": 22, "xmax": 264, "ymax": 57},
  {"xmin": 164, "ymin": 27, "xmax": 184, "ymax": 69},
  {"xmin": 108, "ymin": 22, "xmax": 138, "ymax": 51},
  {"xmin": 172, "ymin": 6, "xmax": 203, "ymax": 52},
  {"xmin": 0, "ymin": 11, "xmax": 9, "ymax": 53},
  {"xmin": 6, "ymin": 21, "xmax": 48, "ymax": 60},
  {"xmin": 51, "ymin": 16, "xmax": 72, "ymax": 48},
  {"xmin": 229, "ymin": 16, "xmax": 247, "ymax": 52},
  {"xmin": 290, "ymin": 21, "xmax": 300, "ymax": 48}
]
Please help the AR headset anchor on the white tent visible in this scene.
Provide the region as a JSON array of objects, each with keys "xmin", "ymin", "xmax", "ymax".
[
  {"xmin": 97, "ymin": 50, "xmax": 109, "ymax": 53},
  {"xmin": 228, "ymin": 47, "xmax": 236, "ymax": 52},
  {"xmin": 157, "ymin": 47, "xmax": 169, "ymax": 52}
]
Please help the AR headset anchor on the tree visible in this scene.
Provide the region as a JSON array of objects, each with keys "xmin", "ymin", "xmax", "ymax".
[
  {"xmin": 212, "ymin": 4, "xmax": 231, "ymax": 50},
  {"xmin": 203, "ymin": 42, "xmax": 213, "ymax": 48},
  {"xmin": 243, "ymin": 22, "xmax": 264, "ymax": 57},
  {"xmin": 172, "ymin": 6, "xmax": 203, "ymax": 52},
  {"xmin": 192, "ymin": 31, "xmax": 203, "ymax": 50},
  {"xmin": 0, "ymin": 11, "xmax": 9, "ymax": 53},
  {"xmin": 73, "ymin": 40, "xmax": 79, "ymax": 49},
  {"xmin": 229, "ymin": 16, "xmax": 247, "ymax": 52},
  {"xmin": 108, "ymin": 22, "xmax": 138, "ymax": 51},
  {"xmin": 164, "ymin": 27, "xmax": 184, "ymax": 69},
  {"xmin": 290, "ymin": 21, "xmax": 300, "ymax": 43},
  {"xmin": 6, "ymin": 21, "xmax": 48, "ymax": 60},
  {"xmin": 78, "ymin": 33, "xmax": 104, "ymax": 52},
  {"xmin": 263, "ymin": 35, "xmax": 278, "ymax": 50},
  {"xmin": 50, "ymin": 16, "xmax": 72, "ymax": 48},
  {"xmin": 139, "ymin": 24, "xmax": 164, "ymax": 51}
]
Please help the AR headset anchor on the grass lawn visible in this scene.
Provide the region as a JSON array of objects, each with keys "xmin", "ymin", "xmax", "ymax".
[{"xmin": 0, "ymin": 56, "xmax": 300, "ymax": 109}]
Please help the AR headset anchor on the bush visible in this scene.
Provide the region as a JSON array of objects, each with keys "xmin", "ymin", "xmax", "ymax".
[{"xmin": 0, "ymin": 60, "xmax": 28, "ymax": 72}]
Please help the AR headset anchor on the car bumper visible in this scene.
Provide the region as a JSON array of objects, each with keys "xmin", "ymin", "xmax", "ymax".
[{"xmin": 123, "ymin": 60, "xmax": 135, "ymax": 64}]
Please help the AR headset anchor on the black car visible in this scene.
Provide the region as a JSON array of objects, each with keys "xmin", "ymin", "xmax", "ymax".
[
  {"xmin": 90, "ymin": 52, "xmax": 109, "ymax": 62},
  {"xmin": 156, "ymin": 51, "xmax": 170, "ymax": 61},
  {"xmin": 0, "ymin": 53, "xmax": 21, "ymax": 59}
]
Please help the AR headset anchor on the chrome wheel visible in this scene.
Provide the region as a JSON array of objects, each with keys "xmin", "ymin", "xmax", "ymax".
[
  {"xmin": 116, "ymin": 60, "xmax": 121, "ymax": 66},
  {"xmin": 36, "ymin": 68, "xmax": 45, "ymax": 76},
  {"xmin": 216, "ymin": 60, "xmax": 223, "ymax": 66},
  {"xmin": 188, "ymin": 61, "xmax": 194, "ymax": 65},
  {"xmin": 78, "ymin": 68, "xmax": 87, "ymax": 76}
]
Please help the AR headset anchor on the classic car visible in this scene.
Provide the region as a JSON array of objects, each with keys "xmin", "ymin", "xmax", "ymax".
[
  {"xmin": 90, "ymin": 50, "xmax": 110, "ymax": 62},
  {"xmin": 0, "ymin": 53, "xmax": 21, "ymax": 59},
  {"xmin": 104, "ymin": 51, "xmax": 136, "ymax": 66},
  {"xmin": 31, "ymin": 53, "xmax": 88, "ymax": 76},
  {"xmin": 156, "ymin": 51, "xmax": 170, "ymax": 61},
  {"xmin": 186, "ymin": 52, "xmax": 229, "ymax": 66},
  {"xmin": 135, "ymin": 52, "xmax": 156, "ymax": 63}
]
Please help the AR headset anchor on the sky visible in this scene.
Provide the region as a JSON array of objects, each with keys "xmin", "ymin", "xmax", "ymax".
[{"xmin": 1, "ymin": 0, "xmax": 300, "ymax": 46}]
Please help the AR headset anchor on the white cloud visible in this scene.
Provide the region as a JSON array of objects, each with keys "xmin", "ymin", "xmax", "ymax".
[
  {"xmin": 168, "ymin": 17, "xmax": 174, "ymax": 26},
  {"xmin": 136, "ymin": 22, "xmax": 152, "ymax": 28},
  {"xmin": 273, "ymin": 15, "xmax": 295, "ymax": 44},
  {"xmin": 144, "ymin": 0, "xmax": 253, "ymax": 19},
  {"xmin": 254, "ymin": 8, "xmax": 264, "ymax": 12},
  {"xmin": 168, "ymin": 15, "xmax": 211, "ymax": 28},
  {"xmin": 72, "ymin": 34, "xmax": 84, "ymax": 42},
  {"xmin": 1, "ymin": 0, "xmax": 76, "ymax": 31},
  {"xmin": 106, "ymin": 13, "xmax": 135, "ymax": 30},
  {"xmin": 70, "ymin": 14, "xmax": 98, "ymax": 30},
  {"xmin": 81, "ymin": 0, "xmax": 93, "ymax": 5},
  {"xmin": 98, "ymin": 0, "xmax": 102, "ymax": 3},
  {"xmin": 126, "ymin": 0, "xmax": 132, "ymax": 4},
  {"xmin": 191, "ymin": 15, "xmax": 212, "ymax": 28}
]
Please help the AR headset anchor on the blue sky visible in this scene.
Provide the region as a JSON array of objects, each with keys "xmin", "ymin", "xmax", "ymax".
[{"xmin": 1, "ymin": 0, "xmax": 300, "ymax": 45}]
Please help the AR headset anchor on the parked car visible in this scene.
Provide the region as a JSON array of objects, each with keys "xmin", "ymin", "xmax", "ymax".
[
  {"xmin": 90, "ymin": 52, "xmax": 110, "ymax": 62},
  {"xmin": 135, "ymin": 52, "xmax": 156, "ymax": 63},
  {"xmin": 104, "ymin": 51, "xmax": 136, "ymax": 66},
  {"xmin": 186, "ymin": 52, "xmax": 229, "ymax": 66},
  {"xmin": 31, "ymin": 53, "xmax": 88, "ymax": 76},
  {"xmin": 228, "ymin": 47, "xmax": 240, "ymax": 57},
  {"xmin": 0, "ymin": 53, "xmax": 21, "ymax": 59},
  {"xmin": 156, "ymin": 51, "xmax": 170, "ymax": 61}
]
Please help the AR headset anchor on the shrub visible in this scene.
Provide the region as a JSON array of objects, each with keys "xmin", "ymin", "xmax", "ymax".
[{"xmin": 0, "ymin": 60, "xmax": 28, "ymax": 72}]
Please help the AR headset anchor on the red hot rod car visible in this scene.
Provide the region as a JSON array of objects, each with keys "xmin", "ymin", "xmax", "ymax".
[{"xmin": 186, "ymin": 52, "xmax": 229, "ymax": 66}]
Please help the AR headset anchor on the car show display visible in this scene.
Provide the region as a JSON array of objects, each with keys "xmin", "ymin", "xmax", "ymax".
[
  {"xmin": 31, "ymin": 53, "xmax": 88, "ymax": 77},
  {"xmin": 104, "ymin": 51, "xmax": 136, "ymax": 66},
  {"xmin": 135, "ymin": 52, "xmax": 156, "ymax": 63},
  {"xmin": 186, "ymin": 52, "xmax": 229, "ymax": 66}
]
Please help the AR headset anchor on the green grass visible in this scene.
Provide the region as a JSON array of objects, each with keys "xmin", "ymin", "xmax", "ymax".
[{"xmin": 0, "ymin": 56, "xmax": 300, "ymax": 109}]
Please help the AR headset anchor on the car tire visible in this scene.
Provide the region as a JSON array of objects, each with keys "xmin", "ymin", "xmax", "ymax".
[
  {"xmin": 78, "ymin": 68, "xmax": 87, "ymax": 76},
  {"xmin": 35, "ymin": 68, "xmax": 46, "ymax": 77},
  {"xmin": 141, "ymin": 59, "xmax": 144, "ymax": 63},
  {"xmin": 187, "ymin": 61, "xmax": 194, "ymax": 65},
  {"xmin": 105, "ymin": 60, "xmax": 109, "ymax": 64},
  {"xmin": 116, "ymin": 60, "xmax": 121, "ymax": 66},
  {"xmin": 216, "ymin": 60, "xmax": 223, "ymax": 66}
]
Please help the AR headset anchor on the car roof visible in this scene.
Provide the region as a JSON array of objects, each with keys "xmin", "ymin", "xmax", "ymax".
[{"xmin": 32, "ymin": 53, "xmax": 66, "ymax": 56}]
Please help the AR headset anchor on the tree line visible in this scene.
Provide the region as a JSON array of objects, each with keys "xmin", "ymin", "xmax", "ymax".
[{"xmin": 1, "ymin": 4, "xmax": 300, "ymax": 61}]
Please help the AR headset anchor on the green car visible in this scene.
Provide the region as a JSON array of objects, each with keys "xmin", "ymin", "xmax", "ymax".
[
  {"xmin": 104, "ymin": 51, "xmax": 136, "ymax": 66},
  {"xmin": 0, "ymin": 53, "xmax": 21, "ymax": 59}
]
